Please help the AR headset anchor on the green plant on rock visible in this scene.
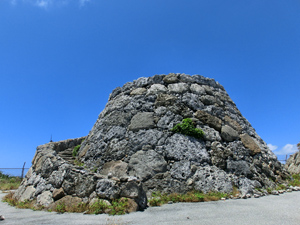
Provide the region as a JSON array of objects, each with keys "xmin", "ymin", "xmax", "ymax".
[
  {"xmin": 110, "ymin": 198, "xmax": 129, "ymax": 215},
  {"xmin": 56, "ymin": 202, "xmax": 66, "ymax": 213},
  {"xmin": 89, "ymin": 200, "xmax": 110, "ymax": 214},
  {"xmin": 72, "ymin": 145, "xmax": 81, "ymax": 157},
  {"xmin": 171, "ymin": 118, "xmax": 204, "ymax": 140},
  {"xmin": 148, "ymin": 190, "xmax": 228, "ymax": 207}
]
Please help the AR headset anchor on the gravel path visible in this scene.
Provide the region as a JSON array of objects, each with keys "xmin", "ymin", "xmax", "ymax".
[{"xmin": 1, "ymin": 190, "xmax": 300, "ymax": 225}]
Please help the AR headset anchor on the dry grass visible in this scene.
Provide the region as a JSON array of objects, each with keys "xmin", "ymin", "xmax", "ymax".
[
  {"xmin": 0, "ymin": 172, "xmax": 22, "ymax": 190},
  {"xmin": 148, "ymin": 190, "xmax": 229, "ymax": 206}
]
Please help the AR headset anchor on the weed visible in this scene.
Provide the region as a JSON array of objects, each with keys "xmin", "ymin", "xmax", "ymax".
[
  {"xmin": 110, "ymin": 198, "xmax": 129, "ymax": 215},
  {"xmin": 171, "ymin": 118, "xmax": 204, "ymax": 140},
  {"xmin": 89, "ymin": 199, "xmax": 110, "ymax": 214},
  {"xmin": 148, "ymin": 190, "xmax": 227, "ymax": 207},
  {"xmin": 3, "ymin": 192, "xmax": 39, "ymax": 210},
  {"xmin": 72, "ymin": 145, "xmax": 81, "ymax": 157},
  {"xmin": 74, "ymin": 159, "xmax": 84, "ymax": 167},
  {"xmin": 55, "ymin": 202, "xmax": 66, "ymax": 213},
  {"xmin": 289, "ymin": 174, "xmax": 300, "ymax": 187}
]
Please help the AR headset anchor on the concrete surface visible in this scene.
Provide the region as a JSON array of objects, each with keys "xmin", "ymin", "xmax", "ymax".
[{"xmin": 1, "ymin": 190, "xmax": 300, "ymax": 225}]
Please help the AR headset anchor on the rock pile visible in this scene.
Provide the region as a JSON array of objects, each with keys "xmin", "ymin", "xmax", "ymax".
[
  {"xmin": 285, "ymin": 151, "xmax": 300, "ymax": 174},
  {"xmin": 14, "ymin": 73, "xmax": 288, "ymax": 211}
]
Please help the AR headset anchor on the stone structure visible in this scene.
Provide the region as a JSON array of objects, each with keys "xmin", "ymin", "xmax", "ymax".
[
  {"xmin": 14, "ymin": 73, "xmax": 288, "ymax": 211},
  {"xmin": 285, "ymin": 151, "xmax": 300, "ymax": 174}
]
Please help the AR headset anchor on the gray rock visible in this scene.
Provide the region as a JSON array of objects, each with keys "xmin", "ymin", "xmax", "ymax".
[
  {"xmin": 19, "ymin": 186, "xmax": 36, "ymax": 202},
  {"xmin": 221, "ymin": 125, "xmax": 239, "ymax": 142},
  {"xmin": 134, "ymin": 77, "xmax": 149, "ymax": 87},
  {"xmin": 238, "ymin": 177, "xmax": 255, "ymax": 195},
  {"xmin": 36, "ymin": 191, "xmax": 53, "ymax": 207},
  {"xmin": 201, "ymin": 95, "xmax": 216, "ymax": 105},
  {"xmin": 128, "ymin": 112, "xmax": 155, "ymax": 131},
  {"xmin": 164, "ymin": 134, "xmax": 210, "ymax": 165},
  {"xmin": 155, "ymin": 93, "xmax": 177, "ymax": 107},
  {"xmin": 190, "ymin": 83, "xmax": 206, "ymax": 95},
  {"xmin": 120, "ymin": 181, "xmax": 147, "ymax": 210},
  {"xmin": 130, "ymin": 88, "xmax": 147, "ymax": 95},
  {"xmin": 52, "ymin": 188, "xmax": 65, "ymax": 201},
  {"xmin": 227, "ymin": 160, "xmax": 251, "ymax": 177},
  {"xmin": 285, "ymin": 152, "xmax": 300, "ymax": 174},
  {"xmin": 147, "ymin": 84, "xmax": 167, "ymax": 95},
  {"xmin": 194, "ymin": 110, "xmax": 222, "ymax": 131},
  {"xmin": 240, "ymin": 133, "xmax": 261, "ymax": 155},
  {"xmin": 100, "ymin": 160, "xmax": 128, "ymax": 178},
  {"xmin": 271, "ymin": 190, "xmax": 279, "ymax": 195},
  {"xmin": 170, "ymin": 160, "xmax": 191, "ymax": 180},
  {"xmin": 163, "ymin": 73, "xmax": 179, "ymax": 84},
  {"xmin": 193, "ymin": 166, "xmax": 233, "ymax": 193},
  {"xmin": 96, "ymin": 179, "xmax": 119, "ymax": 200},
  {"xmin": 128, "ymin": 150, "xmax": 167, "ymax": 181},
  {"xmin": 168, "ymin": 83, "xmax": 189, "ymax": 94}
]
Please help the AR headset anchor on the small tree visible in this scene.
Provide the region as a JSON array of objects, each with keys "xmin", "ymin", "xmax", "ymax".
[{"xmin": 298, "ymin": 142, "xmax": 300, "ymax": 151}]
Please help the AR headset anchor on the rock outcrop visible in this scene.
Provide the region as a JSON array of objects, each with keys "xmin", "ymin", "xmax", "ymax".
[
  {"xmin": 14, "ymin": 73, "xmax": 288, "ymax": 211},
  {"xmin": 285, "ymin": 151, "xmax": 300, "ymax": 174}
]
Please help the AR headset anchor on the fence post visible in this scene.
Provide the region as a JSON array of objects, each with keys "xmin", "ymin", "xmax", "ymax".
[{"xmin": 21, "ymin": 162, "xmax": 26, "ymax": 179}]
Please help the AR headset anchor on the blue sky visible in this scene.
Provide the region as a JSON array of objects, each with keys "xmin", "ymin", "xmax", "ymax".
[{"xmin": 1, "ymin": 0, "xmax": 299, "ymax": 174}]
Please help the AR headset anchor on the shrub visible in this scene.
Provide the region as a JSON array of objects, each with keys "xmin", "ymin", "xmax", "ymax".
[
  {"xmin": 72, "ymin": 145, "xmax": 81, "ymax": 157},
  {"xmin": 171, "ymin": 118, "xmax": 204, "ymax": 139}
]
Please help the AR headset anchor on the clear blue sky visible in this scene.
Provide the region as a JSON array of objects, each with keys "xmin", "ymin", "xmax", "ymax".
[{"xmin": 1, "ymin": 0, "xmax": 299, "ymax": 174}]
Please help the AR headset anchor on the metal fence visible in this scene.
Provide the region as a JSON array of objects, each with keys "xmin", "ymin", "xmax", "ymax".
[{"xmin": 0, "ymin": 162, "xmax": 30, "ymax": 178}]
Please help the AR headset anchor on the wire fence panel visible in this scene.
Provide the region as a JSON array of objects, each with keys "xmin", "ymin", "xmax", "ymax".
[{"xmin": 0, "ymin": 168, "xmax": 30, "ymax": 178}]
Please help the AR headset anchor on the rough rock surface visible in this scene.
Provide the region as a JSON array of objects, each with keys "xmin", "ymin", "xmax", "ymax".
[
  {"xmin": 285, "ymin": 152, "xmax": 300, "ymax": 174},
  {"xmin": 15, "ymin": 73, "xmax": 288, "ymax": 212}
]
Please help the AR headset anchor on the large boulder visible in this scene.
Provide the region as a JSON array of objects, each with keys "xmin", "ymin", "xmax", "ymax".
[
  {"xmin": 285, "ymin": 151, "xmax": 300, "ymax": 174},
  {"xmin": 14, "ymin": 73, "xmax": 288, "ymax": 212}
]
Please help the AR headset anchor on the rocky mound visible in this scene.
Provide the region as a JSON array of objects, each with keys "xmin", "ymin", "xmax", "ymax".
[
  {"xmin": 14, "ymin": 73, "xmax": 288, "ymax": 211},
  {"xmin": 285, "ymin": 151, "xmax": 300, "ymax": 174}
]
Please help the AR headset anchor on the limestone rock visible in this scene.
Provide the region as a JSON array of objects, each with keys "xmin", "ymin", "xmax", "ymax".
[
  {"xmin": 193, "ymin": 166, "xmax": 233, "ymax": 193},
  {"xmin": 163, "ymin": 73, "xmax": 179, "ymax": 84},
  {"xmin": 128, "ymin": 112, "xmax": 155, "ymax": 131},
  {"xmin": 128, "ymin": 150, "xmax": 167, "ymax": 181},
  {"xmin": 221, "ymin": 125, "xmax": 239, "ymax": 142},
  {"xmin": 285, "ymin": 152, "xmax": 300, "ymax": 174},
  {"xmin": 36, "ymin": 191, "xmax": 53, "ymax": 207},
  {"xmin": 50, "ymin": 195, "xmax": 82, "ymax": 211},
  {"xmin": 240, "ymin": 133, "xmax": 261, "ymax": 155},
  {"xmin": 194, "ymin": 110, "xmax": 222, "ymax": 131},
  {"xmin": 52, "ymin": 188, "xmax": 65, "ymax": 201},
  {"xmin": 101, "ymin": 160, "xmax": 128, "ymax": 178}
]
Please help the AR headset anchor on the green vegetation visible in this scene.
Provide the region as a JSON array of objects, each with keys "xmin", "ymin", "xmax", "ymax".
[
  {"xmin": 53, "ymin": 199, "xmax": 130, "ymax": 215},
  {"xmin": 3, "ymin": 192, "xmax": 43, "ymax": 211},
  {"xmin": 148, "ymin": 190, "xmax": 229, "ymax": 207},
  {"xmin": 171, "ymin": 118, "xmax": 204, "ymax": 140},
  {"xmin": 55, "ymin": 202, "xmax": 66, "ymax": 213},
  {"xmin": 0, "ymin": 172, "xmax": 22, "ymax": 190},
  {"xmin": 3, "ymin": 193, "xmax": 132, "ymax": 216},
  {"xmin": 289, "ymin": 174, "xmax": 300, "ymax": 187},
  {"xmin": 74, "ymin": 159, "xmax": 84, "ymax": 167},
  {"xmin": 72, "ymin": 145, "xmax": 81, "ymax": 157}
]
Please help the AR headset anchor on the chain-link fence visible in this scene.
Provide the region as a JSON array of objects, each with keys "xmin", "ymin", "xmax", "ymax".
[{"xmin": 0, "ymin": 162, "xmax": 30, "ymax": 178}]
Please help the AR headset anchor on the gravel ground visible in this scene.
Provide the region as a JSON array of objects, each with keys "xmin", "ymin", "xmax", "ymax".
[{"xmin": 1, "ymin": 190, "xmax": 300, "ymax": 225}]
